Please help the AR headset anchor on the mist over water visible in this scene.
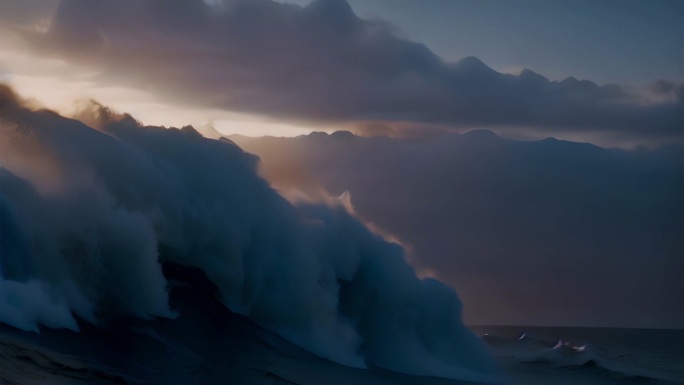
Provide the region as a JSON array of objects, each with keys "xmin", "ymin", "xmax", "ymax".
[
  {"xmin": 0, "ymin": 85, "xmax": 500, "ymax": 383},
  {"xmin": 231, "ymin": 130, "xmax": 684, "ymax": 328}
]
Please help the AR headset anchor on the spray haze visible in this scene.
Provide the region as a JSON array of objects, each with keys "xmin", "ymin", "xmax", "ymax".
[{"xmin": 231, "ymin": 129, "xmax": 684, "ymax": 329}]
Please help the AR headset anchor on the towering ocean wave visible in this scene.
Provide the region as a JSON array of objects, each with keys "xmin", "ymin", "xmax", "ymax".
[{"xmin": 0, "ymin": 85, "xmax": 499, "ymax": 383}]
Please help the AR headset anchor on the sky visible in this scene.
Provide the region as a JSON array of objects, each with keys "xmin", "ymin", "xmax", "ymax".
[
  {"xmin": 0, "ymin": 0, "xmax": 682, "ymax": 329},
  {"xmin": 0, "ymin": 0, "xmax": 682, "ymax": 145}
]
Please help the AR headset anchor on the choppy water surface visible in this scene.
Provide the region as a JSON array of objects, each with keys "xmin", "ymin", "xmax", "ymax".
[{"xmin": 472, "ymin": 326, "xmax": 684, "ymax": 384}]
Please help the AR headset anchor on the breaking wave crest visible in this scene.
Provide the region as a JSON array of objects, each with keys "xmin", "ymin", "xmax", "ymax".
[{"xmin": 0, "ymin": 85, "xmax": 499, "ymax": 383}]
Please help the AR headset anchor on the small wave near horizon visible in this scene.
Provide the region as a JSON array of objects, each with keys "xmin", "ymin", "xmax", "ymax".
[{"xmin": 473, "ymin": 326, "xmax": 684, "ymax": 384}]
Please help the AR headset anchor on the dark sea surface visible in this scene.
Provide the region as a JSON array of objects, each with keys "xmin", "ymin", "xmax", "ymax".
[
  {"xmin": 1, "ymin": 321, "xmax": 682, "ymax": 385},
  {"xmin": 471, "ymin": 326, "xmax": 684, "ymax": 385}
]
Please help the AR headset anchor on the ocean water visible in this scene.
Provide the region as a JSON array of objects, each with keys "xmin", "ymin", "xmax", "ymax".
[
  {"xmin": 2, "ymin": 322, "xmax": 681, "ymax": 384},
  {"xmin": 471, "ymin": 326, "xmax": 684, "ymax": 385}
]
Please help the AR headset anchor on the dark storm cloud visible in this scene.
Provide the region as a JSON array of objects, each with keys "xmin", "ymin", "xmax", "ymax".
[
  {"xmin": 10, "ymin": 0, "xmax": 683, "ymax": 143},
  {"xmin": 232, "ymin": 131, "xmax": 684, "ymax": 328}
]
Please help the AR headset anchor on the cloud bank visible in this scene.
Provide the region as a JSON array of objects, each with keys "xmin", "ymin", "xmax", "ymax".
[
  {"xmin": 0, "ymin": 84, "xmax": 498, "ymax": 382},
  {"xmin": 3, "ymin": 0, "xmax": 682, "ymax": 144},
  {"xmin": 232, "ymin": 130, "xmax": 684, "ymax": 328}
]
